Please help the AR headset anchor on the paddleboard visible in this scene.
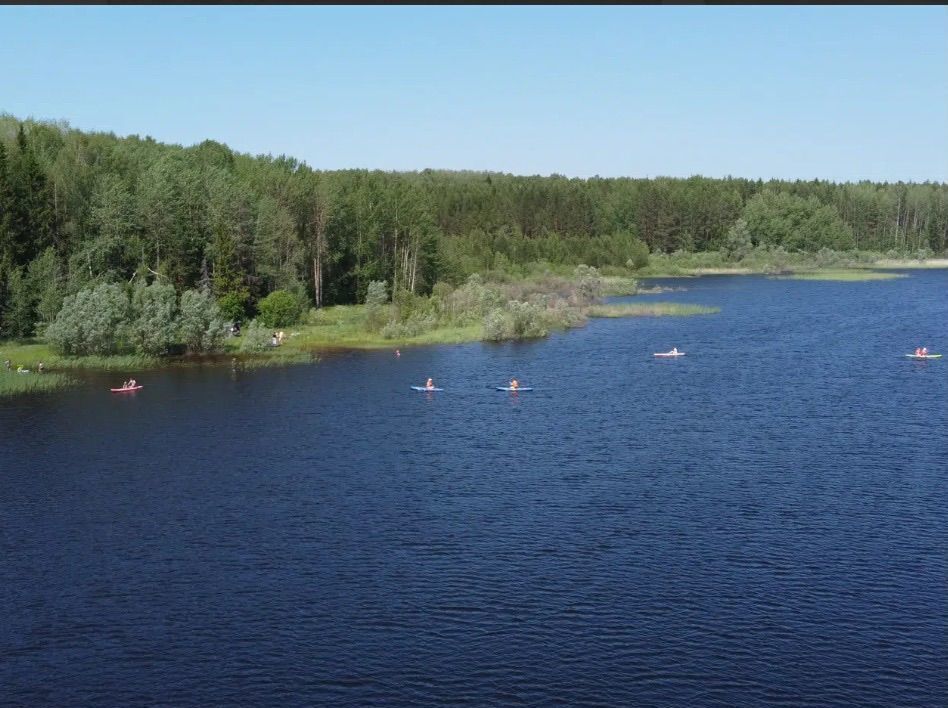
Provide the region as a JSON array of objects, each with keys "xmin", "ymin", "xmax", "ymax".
[
  {"xmin": 496, "ymin": 386, "xmax": 533, "ymax": 392},
  {"xmin": 654, "ymin": 352, "xmax": 685, "ymax": 357},
  {"xmin": 905, "ymin": 354, "xmax": 942, "ymax": 359},
  {"xmin": 410, "ymin": 385, "xmax": 443, "ymax": 391},
  {"xmin": 111, "ymin": 385, "xmax": 143, "ymax": 392}
]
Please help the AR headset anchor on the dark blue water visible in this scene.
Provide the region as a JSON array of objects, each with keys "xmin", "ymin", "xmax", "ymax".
[{"xmin": 2, "ymin": 272, "xmax": 946, "ymax": 707}]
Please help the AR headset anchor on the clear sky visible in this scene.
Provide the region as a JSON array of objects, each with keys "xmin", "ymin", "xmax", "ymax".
[{"xmin": 1, "ymin": 5, "xmax": 945, "ymax": 183}]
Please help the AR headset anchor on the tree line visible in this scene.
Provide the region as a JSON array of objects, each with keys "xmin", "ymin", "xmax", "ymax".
[{"xmin": 1, "ymin": 114, "xmax": 946, "ymax": 339}]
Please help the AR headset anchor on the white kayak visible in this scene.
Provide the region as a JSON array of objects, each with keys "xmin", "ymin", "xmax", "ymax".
[{"xmin": 654, "ymin": 351, "xmax": 685, "ymax": 357}]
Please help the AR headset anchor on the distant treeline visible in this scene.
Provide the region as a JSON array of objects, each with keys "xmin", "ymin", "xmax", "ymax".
[{"xmin": 1, "ymin": 115, "xmax": 946, "ymax": 336}]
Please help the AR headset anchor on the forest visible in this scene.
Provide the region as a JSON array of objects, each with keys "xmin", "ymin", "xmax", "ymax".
[{"xmin": 2, "ymin": 114, "xmax": 946, "ymax": 341}]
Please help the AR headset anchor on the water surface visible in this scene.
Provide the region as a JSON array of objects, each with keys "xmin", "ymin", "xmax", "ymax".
[{"xmin": 2, "ymin": 271, "xmax": 946, "ymax": 706}]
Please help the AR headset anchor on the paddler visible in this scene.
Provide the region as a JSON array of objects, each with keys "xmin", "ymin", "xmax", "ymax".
[
  {"xmin": 509, "ymin": 378, "xmax": 519, "ymax": 390},
  {"xmin": 425, "ymin": 377, "xmax": 434, "ymax": 390}
]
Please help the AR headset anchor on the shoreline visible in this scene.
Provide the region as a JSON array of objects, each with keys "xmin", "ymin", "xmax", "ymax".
[{"xmin": 3, "ymin": 260, "xmax": 944, "ymax": 397}]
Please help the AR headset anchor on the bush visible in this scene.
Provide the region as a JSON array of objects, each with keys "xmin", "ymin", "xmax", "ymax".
[
  {"xmin": 483, "ymin": 307, "xmax": 514, "ymax": 341},
  {"xmin": 127, "ymin": 281, "xmax": 179, "ymax": 355},
  {"xmin": 573, "ymin": 264, "xmax": 602, "ymax": 304},
  {"xmin": 380, "ymin": 311, "xmax": 438, "ymax": 339},
  {"xmin": 364, "ymin": 280, "xmax": 389, "ymax": 332},
  {"xmin": 626, "ymin": 239, "xmax": 650, "ymax": 270},
  {"xmin": 179, "ymin": 288, "xmax": 229, "ymax": 353},
  {"xmin": 257, "ymin": 289, "xmax": 300, "ymax": 328},
  {"xmin": 217, "ymin": 291, "xmax": 249, "ymax": 324},
  {"xmin": 723, "ymin": 219, "xmax": 753, "ymax": 262},
  {"xmin": 46, "ymin": 283, "xmax": 130, "ymax": 355},
  {"xmin": 483, "ymin": 300, "xmax": 550, "ymax": 341},
  {"xmin": 305, "ymin": 307, "xmax": 336, "ymax": 326},
  {"xmin": 239, "ymin": 319, "xmax": 272, "ymax": 353},
  {"xmin": 444, "ymin": 274, "xmax": 504, "ymax": 325}
]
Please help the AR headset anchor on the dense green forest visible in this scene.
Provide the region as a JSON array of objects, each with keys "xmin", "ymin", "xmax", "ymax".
[{"xmin": 1, "ymin": 115, "xmax": 946, "ymax": 339}]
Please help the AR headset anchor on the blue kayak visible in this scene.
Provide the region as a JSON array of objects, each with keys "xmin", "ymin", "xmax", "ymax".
[
  {"xmin": 496, "ymin": 386, "xmax": 533, "ymax": 392},
  {"xmin": 410, "ymin": 385, "xmax": 444, "ymax": 391}
]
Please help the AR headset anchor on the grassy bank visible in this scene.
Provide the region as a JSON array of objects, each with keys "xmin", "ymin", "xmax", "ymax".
[
  {"xmin": 0, "ymin": 340, "xmax": 161, "ymax": 372},
  {"xmin": 868, "ymin": 258, "xmax": 948, "ymax": 270},
  {"xmin": 0, "ymin": 369, "xmax": 78, "ymax": 397},
  {"xmin": 588, "ymin": 302, "xmax": 720, "ymax": 318},
  {"xmin": 251, "ymin": 305, "xmax": 485, "ymax": 351},
  {"xmin": 629, "ymin": 248, "xmax": 947, "ymax": 278},
  {"xmin": 771, "ymin": 269, "xmax": 906, "ymax": 281}
]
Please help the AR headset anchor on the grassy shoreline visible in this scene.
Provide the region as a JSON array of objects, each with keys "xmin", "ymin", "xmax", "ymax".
[
  {"xmin": 2, "ymin": 256, "xmax": 942, "ymax": 397},
  {"xmin": 770, "ymin": 269, "xmax": 906, "ymax": 282},
  {"xmin": 588, "ymin": 303, "xmax": 720, "ymax": 318}
]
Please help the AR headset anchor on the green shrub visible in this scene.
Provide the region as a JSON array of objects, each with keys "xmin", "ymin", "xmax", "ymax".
[
  {"xmin": 46, "ymin": 283, "xmax": 130, "ymax": 355},
  {"xmin": 257, "ymin": 289, "xmax": 300, "ymax": 328},
  {"xmin": 483, "ymin": 307, "xmax": 514, "ymax": 341},
  {"xmin": 573, "ymin": 264, "xmax": 602, "ymax": 304},
  {"xmin": 626, "ymin": 239, "xmax": 650, "ymax": 270},
  {"xmin": 239, "ymin": 319, "xmax": 272, "ymax": 352},
  {"xmin": 179, "ymin": 288, "xmax": 229, "ymax": 353},
  {"xmin": 364, "ymin": 280, "xmax": 390, "ymax": 332},
  {"xmin": 127, "ymin": 281, "xmax": 178, "ymax": 355},
  {"xmin": 445, "ymin": 274, "xmax": 504, "ymax": 325},
  {"xmin": 483, "ymin": 300, "xmax": 551, "ymax": 341},
  {"xmin": 217, "ymin": 291, "xmax": 249, "ymax": 324}
]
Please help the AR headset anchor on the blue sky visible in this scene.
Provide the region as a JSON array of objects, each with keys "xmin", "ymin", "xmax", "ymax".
[{"xmin": 1, "ymin": 5, "xmax": 945, "ymax": 182}]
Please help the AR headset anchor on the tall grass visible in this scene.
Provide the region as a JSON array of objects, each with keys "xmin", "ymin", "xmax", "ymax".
[
  {"xmin": 588, "ymin": 303, "xmax": 720, "ymax": 318},
  {"xmin": 0, "ymin": 370, "xmax": 78, "ymax": 397},
  {"xmin": 0, "ymin": 340, "xmax": 161, "ymax": 371},
  {"xmin": 771, "ymin": 269, "xmax": 905, "ymax": 281}
]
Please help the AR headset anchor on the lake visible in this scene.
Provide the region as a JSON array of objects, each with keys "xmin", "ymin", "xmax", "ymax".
[{"xmin": 2, "ymin": 271, "xmax": 946, "ymax": 707}]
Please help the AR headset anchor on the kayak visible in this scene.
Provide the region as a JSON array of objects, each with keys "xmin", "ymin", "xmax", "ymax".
[
  {"xmin": 905, "ymin": 354, "xmax": 942, "ymax": 359},
  {"xmin": 496, "ymin": 386, "xmax": 533, "ymax": 392},
  {"xmin": 654, "ymin": 352, "xmax": 685, "ymax": 357},
  {"xmin": 111, "ymin": 385, "xmax": 143, "ymax": 392},
  {"xmin": 410, "ymin": 385, "xmax": 443, "ymax": 392}
]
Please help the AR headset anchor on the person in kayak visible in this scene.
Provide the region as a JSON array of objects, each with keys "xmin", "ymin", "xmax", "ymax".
[
  {"xmin": 425, "ymin": 378, "xmax": 434, "ymax": 390},
  {"xmin": 127, "ymin": 378, "xmax": 137, "ymax": 389},
  {"xmin": 921, "ymin": 347, "xmax": 929, "ymax": 356},
  {"xmin": 509, "ymin": 378, "xmax": 519, "ymax": 390}
]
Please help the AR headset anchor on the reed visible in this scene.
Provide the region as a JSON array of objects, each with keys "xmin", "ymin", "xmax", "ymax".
[
  {"xmin": 772, "ymin": 269, "xmax": 905, "ymax": 281},
  {"xmin": 0, "ymin": 370, "xmax": 77, "ymax": 397},
  {"xmin": 587, "ymin": 303, "xmax": 720, "ymax": 317}
]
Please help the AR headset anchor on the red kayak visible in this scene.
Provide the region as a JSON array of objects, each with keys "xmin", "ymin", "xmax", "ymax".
[{"xmin": 110, "ymin": 385, "xmax": 143, "ymax": 392}]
